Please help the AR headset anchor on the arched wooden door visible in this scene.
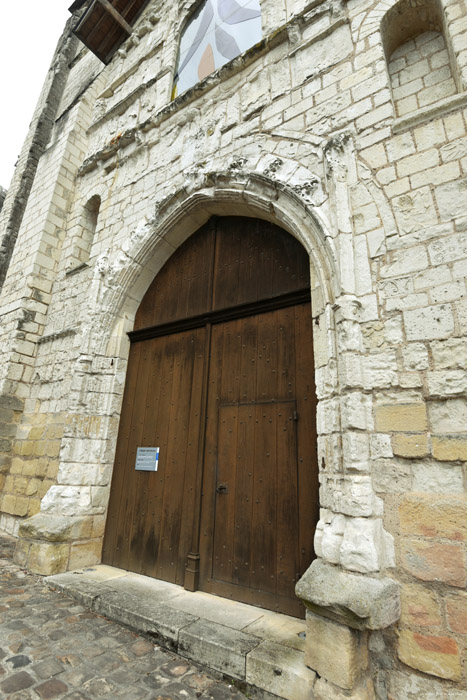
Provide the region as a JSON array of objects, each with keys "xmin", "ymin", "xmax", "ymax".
[{"xmin": 103, "ymin": 217, "xmax": 319, "ymax": 617}]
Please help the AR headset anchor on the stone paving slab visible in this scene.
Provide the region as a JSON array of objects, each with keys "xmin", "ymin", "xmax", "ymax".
[
  {"xmin": 178, "ymin": 619, "xmax": 261, "ymax": 679},
  {"xmin": 44, "ymin": 564, "xmax": 311, "ymax": 699},
  {"xmin": 0, "ymin": 534, "xmax": 251, "ymax": 700},
  {"xmin": 93, "ymin": 589, "xmax": 199, "ymax": 651},
  {"xmin": 246, "ymin": 641, "xmax": 316, "ymax": 700},
  {"xmin": 165, "ymin": 589, "xmax": 264, "ymax": 631}
]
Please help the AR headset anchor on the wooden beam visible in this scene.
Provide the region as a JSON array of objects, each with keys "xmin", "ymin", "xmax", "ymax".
[{"xmin": 95, "ymin": 0, "xmax": 132, "ymax": 34}]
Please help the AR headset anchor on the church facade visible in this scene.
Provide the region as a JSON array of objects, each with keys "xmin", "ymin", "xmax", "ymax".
[{"xmin": 0, "ymin": 0, "xmax": 466, "ymax": 697}]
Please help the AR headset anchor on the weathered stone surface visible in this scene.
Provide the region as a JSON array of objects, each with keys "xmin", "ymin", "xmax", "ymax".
[
  {"xmin": 305, "ymin": 611, "xmax": 368, "ymax": 690},
  {"xmin": 313, "ymin": 677, "xmax": 375, "ymax": 700},
  {"xmin": 18, "ymin": 512, "xmax": 93, "ymax": 542},
  {"xmin": 388, "ymin": 671, "xmax": 446, "ymax": 699},
  {"xmin": 178, "ymin": 619, "xmax": 260, "ymax": 679},
  {"xmin": 391, "ymin": 433, "xmax": 428, "ymax": 457},
  {"xmin": 246, "ymin": 641, "xmax": 315, "ymax": 700},
  {"xmin": 295, "ymin": 559, "xmax": 400, "ymax": 630},
  {"xmin": 446, "ymin": 592, "xmax": 467, "ymax": 635},
  {"xmin": 399, "ymin": 494, "xmax": 467, "ymax": 541},
  {"xmin": 401, "ymin": 539, "xmax": 466, "ymax": 587},
  {"xmin": 428, "ymin": 398, "xmax": 467, "ymax": 432},
  {"xmin": 398, "ymin": 630, "xmax": 462, "ymax": 681},
  {"xmin": 1, "ymin": 0, "xmax": 467, "ymax": 695},
  {"xmin": 374, "ymin": 403, "xmax": 427, "ymax": 432},
  {"xmin": 432, "ymin": 436, "xmax": 467, "ymax": 461},
  {"xmin": 26, "ymin": 541, "xmax": 70, "ymax": 576},
  {"xmin": 400, "ymin": 584, "xmax": 442, "ymax": 628}
]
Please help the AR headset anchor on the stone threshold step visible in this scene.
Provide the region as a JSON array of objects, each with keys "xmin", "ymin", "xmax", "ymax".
[{"xmin": 46, "ymin": 566, "xmax": 315, "ymax": 700}]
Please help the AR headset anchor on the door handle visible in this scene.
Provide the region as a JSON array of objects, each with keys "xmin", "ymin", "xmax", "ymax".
[{"xmin": 216, "ymin": 483, "xmax": 229, "ymax": 494}]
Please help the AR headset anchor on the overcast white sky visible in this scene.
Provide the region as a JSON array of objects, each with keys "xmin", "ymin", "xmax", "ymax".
[{"xmin": 0, "ymin": 2, "xmax": 72, "ymax": 190}]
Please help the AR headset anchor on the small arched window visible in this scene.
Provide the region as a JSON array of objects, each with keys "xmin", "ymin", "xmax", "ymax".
[
  {"xmin": 382, "ymin": 0, "xmax": 459, "ymax": 117},
  {"xmin": 173, "ymin": 0, "xmax": 262, "ymax": 98}
]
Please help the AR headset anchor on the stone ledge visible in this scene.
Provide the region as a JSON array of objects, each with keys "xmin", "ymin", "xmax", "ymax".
[
  {"xmin": 295, "ymin": 558, "xmax": 400, "ymax": 631},
  {"xmin": 18, "ymin": 513, "xmax": 93, "ymax": 542},
  {"xmin": 392, "ymin": 91, "xmax": 467, "ymax": 134},
  {"xmin": 46, "ymin": 566, "xmax": 313, "ymax": 699}
]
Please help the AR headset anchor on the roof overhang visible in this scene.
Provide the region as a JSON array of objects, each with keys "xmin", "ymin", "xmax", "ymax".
[{"xmin": 69, "ymin": 0, "xmax": 152, "ymax": 64}]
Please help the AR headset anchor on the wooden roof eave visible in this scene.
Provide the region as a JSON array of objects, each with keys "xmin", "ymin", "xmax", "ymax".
[{"xmin": 69, "ymin": 0, "xmax": 152, "ymax": 65}]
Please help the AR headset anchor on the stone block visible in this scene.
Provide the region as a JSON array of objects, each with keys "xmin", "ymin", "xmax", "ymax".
[
  {"xmin": 401, "ymin": 539, "xmax": 466, "ymax": 587},
  {"xmin": 434, "ymin": 178, "xmax": 467, "ymax": 221},
  {"xmin": 178, "ymin": 619, "xmax": 259, "ymax": 679},
  {"xmin": 91, "ymin": 515, "xmax": 107, "ymax": 538},
  {"xmin": 27, "ymin": 541, "xmax": 70, "ymax": 576},
  {"xmin": 369, "ymin": 434, "xmax": 393, "ymax": 459},
  {"xmin": 340, "ymin": 516, "xmax": 394, "ymax": 573},
  {"xmin": 13, "ymin": 538, "xmax": 31, "ymax": 568},
  {"xmin": 392, "ymin": 433, "xmax": 428, "ymax": 457},
  {"xmin": 400, "ymin": 584, "xmax": 441, "ymax": 628},
  {"xmin": 68, "ymin": 539, "xmax": 102, "ymax": 570},
  {"xmin": 374, "ymin": 403, "xmax": 427, "ymax": 432},
  {"xmin": 428, "ymin": 398, "xmax": 467, "ymax": 433},
  {"xmin": 431, "ymin": 337, "xmax": 467, "ymax": 369},
  {"xmin": 428, "ymin": 368, "xmax": 467, "ymax": 396},
  {"xmin": 388, "ymin": 670, "xmax": 446, "ymax": 699},
  {"xmin": 45, "ymin": 572, "xmax": 110, "ymax": 607},
  {"xmin": 398, "ymin": 630, "xmax": 461, "ymax": 681},
  {"xmin": 295, "ymin": 559, "xmax": 400, "ymax": 631},
  {"xmin": 313, "ymin": 677, "xmax": 375, "ymax": 700},
  {"xmin": 399, "ymin": 494, "xmax": 467, "ymax": 541},
  {"xmin": 305, "ymin": 611, "xmax": 368, "ymax": 690},
  {"xmin": 13, "ymin": 496, "xmax": 29, "ymax": 517},
  {"xmin": 432, "ymin": 436, "xmax": 467, "ymax": 461},
  {"xmin": 245, "ymin": 641, "xmax": 315, "ymax": 700},
  {"xmin": 19, "ymin": 512, "xmax": 94, "ymax": 542},
  {"xmin": 446, "ymin": 592, "xmax": 467, "ymax": 635},
  {"xmin": 0, "ymin": 671, "xmax": 35, "ymax": 695},
  {"xmin": 412, "ymin": 461, "xmax": 463, "ymax": 493},
  {"xmin": 404, "ymin": 303, "xmax": 455, "ymax": 340},
  {"xmin": 314, "ymin": 513, "xmax": 345, "ymax": 563}
]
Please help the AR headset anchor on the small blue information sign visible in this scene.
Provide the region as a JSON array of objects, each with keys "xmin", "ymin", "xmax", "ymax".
[{"xmin": 135, "ymin": 447, "xmax": 160, "ymax": 472}]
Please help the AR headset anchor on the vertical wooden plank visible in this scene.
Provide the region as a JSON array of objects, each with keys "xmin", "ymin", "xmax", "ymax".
[
  {"xmin": 276, "ymin": 307, "xmax": 295, "ymax": 401},
  {"xmin": 232, "ymin": 404, "xmax": 255, "ymax": 587},
  {"xmin": 141, "ymin": 335, "xmax": 178, "ymax": 578},
  {"xmin": 155, "ymin": 332, "xmax": 194, "ymax": 583},
  {"xmin": 199, "ymin": 322, "xmax": 224, "ymax": 586},
  {"xmin": 116, "ymin": 340, "xmax": 153, "ymax": 570},
  {"xmin": 175, "ymin": 328, "xmax": 206, "ymax": 585},
  {"xmin": 134, "ymin": 223, "xmax": 215, "ymax": 329},
  {"xmin": 133, "ymin": 336, "xmax": 171, "ymax": 576},
  {"xmin": 102, "ymin": 341, "xmax": 142, "ymax": 566},
  {"xmin": 275, "ymin": 402, "xmax": 300, "ymax": 598},
  {"xmin": 219, "ymin": 317, "xmax": 242, "ymax": 405},
  {"xmin": 212, "ymin": 404, "xmax": 238, "ymax": 583},
  {"xmin": 255, "ymin": 310, "xmax": 278, "ymax": 402},
  {"xmin": 250, "ymin": 402, "xmax": 277, "ymax": 595}
]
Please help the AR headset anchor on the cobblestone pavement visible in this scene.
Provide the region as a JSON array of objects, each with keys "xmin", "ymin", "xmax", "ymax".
[{"xmin": 0, "ymin": 535, "xmax": 247, "ymax": 700}]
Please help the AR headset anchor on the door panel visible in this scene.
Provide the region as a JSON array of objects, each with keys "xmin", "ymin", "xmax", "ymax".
[
  {"xmin": 104, "ymin": 217, "xmax": 318, "ymax": 617},
  {"xmin": 199, "ymin": 303, "xmax": 316, "ymax": 616},
  {"xmin": 103, "ymin": 328, "xmax": 206, "ymax": 583}
]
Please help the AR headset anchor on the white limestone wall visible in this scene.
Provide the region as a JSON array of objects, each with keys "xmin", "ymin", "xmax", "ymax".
[{"xmin": 0, "ymin": 0, "xmax": 466, "ymax": 696}]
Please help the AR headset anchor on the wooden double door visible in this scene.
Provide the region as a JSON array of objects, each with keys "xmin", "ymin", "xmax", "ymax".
[{"xmin": 103, "ymin": 217, "xmax": 319, "ymax": 617}]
